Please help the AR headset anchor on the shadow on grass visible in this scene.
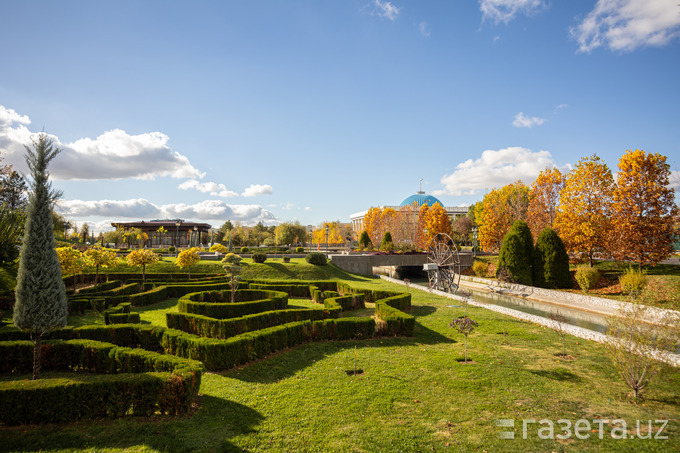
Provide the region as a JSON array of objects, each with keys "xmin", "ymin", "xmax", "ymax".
[
  {"xmin": 0, "ymin": 396, "xmax": 262, "ymax": 453},
  {"xmin": 528, "ymin": 367, "xmax": 581, "ymax": 382}
]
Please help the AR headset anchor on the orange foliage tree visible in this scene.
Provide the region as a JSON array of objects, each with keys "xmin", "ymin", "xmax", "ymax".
[
  {"xmin": 415, "ymin": 204, "xmax": 430, "ymax": 249},
  {"xmin": 527, "ymin": 167, "xmax": 564, "ymax": 240},
  {"xmin": 392, "ymin": 203, "xmax": 419, "ymax": 247},
  {"xmin": 363, "ymin": 207, "xmax": 383, "ymax": 247},
  {"xmin": 554, "ymin": 154, "xmax": 614, "ymax": 265},
  {"xmin": 422, "ymin": 203, "xmax": 452, "ymax": 247},
  {"xmin": 609, "ymin": 149, "xmax": 679, "ymax": 268},
  {"xmin": 477, "ymin": 181, "xmax": 530, "ymax": 253},
  {"xmin": 312, "ymin": 221, "xmax": 351, "ymax": 245}
]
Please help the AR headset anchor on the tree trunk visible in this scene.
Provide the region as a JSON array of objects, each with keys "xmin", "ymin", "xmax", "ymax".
[
  {"xmin": 32, "ymin": 334, "xmax": 42, "ymax": 380},
  {"xmin": 464, "ymin": 336, "xmax": 468, "ymax": 363}
]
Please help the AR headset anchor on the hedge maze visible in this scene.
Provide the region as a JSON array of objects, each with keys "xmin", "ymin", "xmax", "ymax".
[{"xmin": 0, "ymin": 273, "xmax": 414, "ymax": 425}]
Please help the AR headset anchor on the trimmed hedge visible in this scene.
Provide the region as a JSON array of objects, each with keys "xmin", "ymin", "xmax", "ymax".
[
  {"xmin": 177, "ymin": 289, "xmax": 288, "ymax": 319},
  {"xmin": 166, "ymin": 308, "xmax": 328, "ymax": 339},
  {"xmin": 375, "ymin": 294, "xmax": 414, "ymax": 336},
  {"xmin": 107, "ymin": 313, "xmax": 141, "ymax": 325},
  {"xmin": 77, "ymin": 280, "xmax": 122, "ymax": 294},
  {"xmin": 0, "ymin": 339, "xmax": 204, "ymax": 425}
]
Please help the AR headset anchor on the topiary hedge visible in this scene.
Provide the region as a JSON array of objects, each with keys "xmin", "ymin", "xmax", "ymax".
[
  {"xmin": 305, "ymin": 252, "xmax": 327, "ymax": 265},
  {"xmin": 496, "ymin": 220, "xmax": 534, "ymax": 286},
  {"xmin": 0, "ymin": 339, "xmax": 204, "ymax": 425},
  {"xmin": 177, "ymin": 289, "xmax": 288, "ymax": 319},
  {"xmin": 251, "ymin": 252, "xmax": 267, "ymax": 263}
]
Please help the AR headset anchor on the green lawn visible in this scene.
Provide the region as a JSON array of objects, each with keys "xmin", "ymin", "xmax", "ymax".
[{"xmin": 1, "ymin": 262, "xmax": 680, "ymax": 451}]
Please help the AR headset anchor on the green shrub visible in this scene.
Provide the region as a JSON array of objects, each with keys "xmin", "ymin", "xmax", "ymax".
[
  {"xmin": 496, "ymin": 220, "xmax": 533, "ymax": 286},
  {"xmin": 358, "ymin": 231, "xmax": 371, "ymax": 249},
  {"xmin": 282, "ymin": 256, "xmax": 290, "ymax": 263},
  {"xmin": 295, "ymin": 247, "xmax": 304, "ymax": 253},
  {"xmin": 305, "ymin": 252, "xmax": 327, "ymax": 265},
  {"xmin": 380, "ymin": 232, "xmax": 394, "ymax": 252},
  {"xmin": 106, "ymin": 313, "xmax": 141, "ymax": 324},
  {"xmin": 619, "ymin": 267, "xmax": 647, "ymax": 300},
  {"xmin": 472, "ymin": 260, "xmax": 491, "ymax": 278},
  {"xmin": 241, "ymin": 247, "xmax": 249, "ymax": 253},
  {"xmin": 252, "ymin": 252, "xmax": 267, "ymax": 263},
  {"xmin": 533, "ymin": 228, "xmax": 571, "ymax": 289},
  {"xmin": 168, "ymin": 246, "xmax": 175, "ymax": 252},
  {"xmin": 575, "ymin": 265, "xmax": 600, "ymax": 293}
]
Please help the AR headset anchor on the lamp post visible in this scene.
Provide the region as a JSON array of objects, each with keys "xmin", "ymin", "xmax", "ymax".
[
  {"xmin": 193, "ymin": 226, "xmax": 198, "ymax": 247},
  {"xmin": 325, "ymin": 224, "xmax": 329, "ymax": 257},
  {"xmin": 309, "ymin": 231, "xmax": 312, "ymax": 253},
  {"xmin": 175, "ymin": 220, "xmax": 181, "ymax": 255},
  {"xmin": 472, "ymin": 226, "xmax": 478, "ymax": 258}
]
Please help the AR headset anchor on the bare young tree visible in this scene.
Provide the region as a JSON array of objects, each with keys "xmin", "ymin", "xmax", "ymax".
[
  {"xmin": 605, "ymin": 303, "xmax": 680, "ymax": 401},
  {"xmin": 450, "ymin": 316, "xmax": 479, "ymax": 363}
]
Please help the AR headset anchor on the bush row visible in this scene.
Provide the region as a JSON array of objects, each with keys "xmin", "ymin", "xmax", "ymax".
[
  {"xmin": 77, "ymin": 280, "xmax": 122, "ymax": 294},
  {"xmin": 162, "ymin": 318, "xmax": 375, "ymax": 370},
  {"xmin": 177, "ymin": 289, "xmax": 288, "ymax": 319},
  {"xmin": 0, "ymin": 339, "xmax": 204, "ymax": 425},
  {"xmin": 166, "ymin": 308, "xmax": 329, "ymax": 339},
  {"xmin": 375, "ymin": 294, "xmax": 414, "ymax": 336}
]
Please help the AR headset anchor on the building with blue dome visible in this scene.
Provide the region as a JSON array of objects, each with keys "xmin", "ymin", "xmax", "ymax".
[{"xmin": 349, "ymin": 189, "xmax": 467, "ymax": 235}]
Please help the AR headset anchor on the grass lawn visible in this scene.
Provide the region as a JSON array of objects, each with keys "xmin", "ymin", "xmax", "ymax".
[{"xmin": 1, "ymin": 261, "xmax": 680, "ymax": 451}]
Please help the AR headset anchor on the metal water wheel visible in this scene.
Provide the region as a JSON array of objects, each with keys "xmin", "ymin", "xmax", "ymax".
[{"xmin": 424, "ymin": 233, "xmax": 461, "ymax": 293}]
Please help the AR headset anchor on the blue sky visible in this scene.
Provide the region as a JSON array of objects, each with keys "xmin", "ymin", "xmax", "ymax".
[{"xmin": 1, "ymin": 0, "xmax": 679, "ymax": 233}]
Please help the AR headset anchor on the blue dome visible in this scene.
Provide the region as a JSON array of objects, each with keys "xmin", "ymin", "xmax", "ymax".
[{"xmin": 400, "ymin": 192, "xmax": 443, "ymax": 208}]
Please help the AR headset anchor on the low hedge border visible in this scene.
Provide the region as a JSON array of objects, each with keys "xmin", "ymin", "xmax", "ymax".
[
  {"xmin": 177, "ymin": 289, "xmax": 288, "ymax": 319},
  {"xmin": 166, "ymin": 308, "xmax": 329, "ymax": 340},
  {"xmin": 0, "ymin": 339, "xmax": 204, "ymax": 425},
  {"xmin": 375, "ymin": 294, "xmax": 414, "ymax": 336},
  {"xmin": 77, "ymin": 280, "xmax": 122, "ymax": 294}
]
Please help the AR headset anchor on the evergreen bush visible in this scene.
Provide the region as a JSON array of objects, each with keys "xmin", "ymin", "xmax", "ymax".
[
  {"xmin": 380, "ymin": 232, "xmax": 394, "ymax": 252},
  {"xmin": 533, "ymin": 228, "xmax": 571, "ymax": 289},
  {"xmin": 252, "ymin": 252, "xmax": 267, "ymax": 263},
  {"xmin": 241, "ymin": 247, "xmax": 249, "ymax": 253},
  {"xmin": 295, "ymin": 247, "xmax": 304, "ymax": 253},
  {"xmin": 496, "ymin": 220, "xmax": 533, "ymax": 286},
  {"xmin": 358, "ymin": 230, "xmax": 371, "ymax": 249},
  {"xmin": 305, "ymin": 252, "xmax": 327, "ymax": 265}
]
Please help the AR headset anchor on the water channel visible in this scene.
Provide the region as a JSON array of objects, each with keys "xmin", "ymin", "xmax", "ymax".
[{"xmin": 410, "ymin": 279, "xmax": 610, "ymax": 333}]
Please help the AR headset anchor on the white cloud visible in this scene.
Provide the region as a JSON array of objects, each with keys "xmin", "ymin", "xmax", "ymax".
[
  {"xmin": 571, "ymin": 0, "xmax": 680, "ymax": 53},
  {"xmin": 418, "ymin": 21, "xmax": 431, "ymax": 37},
  {"xmin": 512, "ymin": 112, "xmax": 547, "ymax": 128},
  {"xmin": 281, "ymin": 202, "xmax": 294, "ymax": 210},
  {"xmin": 433, "ymin": 147, "xmax": 559, "ymax": 196},
  {"xmin": 0, "ymin": 105, "xmax": 203, "ymax": 180},
  {"xmin": 374, "ymin": 0, "xmax": 400, "ymax": 21},
  {"xmin": 304, "ymin": 206, "xmax": 312, "ymax": 211},
  {"xmin": 242, "ymin": 184, "xmax": 273, "ymax": 197},
  {"xmin": 178, "ymin": 179, "xmax": 239, "ymax": 198},
  {"xmin": 57, "ymin": 198, "xmax": 279, "ymax": 225},
  {"xmin": 479, "ymin": 0, "xmax": 546, "ymax": 24}
]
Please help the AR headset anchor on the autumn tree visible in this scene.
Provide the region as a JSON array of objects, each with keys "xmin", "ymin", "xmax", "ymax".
[
  {"xmin": 363, "ymin": 207, "xmax": 383, "ymax": 247},
  {"xmin": 415, "ymin": 203, "xmax": 430, "ymax": 249},
  {"xmin": 609, "ymin": 149, "xmax": 679, "ymax": 268},
  {"xmin": 13, "ymin": 134, "xmax": 68, "ymax": 380},
  {"xmin": 554, "ymin": 155, "xmax": 614, "ymax": 265},
  {"xmin": 312, "ymin": 221, "xmax": 350, "ymax": 245},
  {"xmin": 392, "ymin": 203, "xmax": 418, "ymax": 247},
  {"xmin": 84, "ymin": 246, "xmax": 118, "ymax": 284},
  {"xmin": 477, "ymin": 181, "xmax": 529, "ymax": 253},
  {"xmin": 422, "ymin": 203, "xmax": 452, "ymax": 247},
  {"xmin": 126, "ymin": 248, "xmax": 160, "ymax": 281},
  {"xmin": 56, "ymin": 246, "xmax": 86, "ymax": 292},
  {"xmin": 452, "ymin": 215, "xmax": 473, "ymax": 245},
  {"xmin": 176, "ymin": 247, "xmax": 201, "ymax": 278},
  {"xmin": 527, "ymin": 167, "xmax": 564, "ymax": 239}
]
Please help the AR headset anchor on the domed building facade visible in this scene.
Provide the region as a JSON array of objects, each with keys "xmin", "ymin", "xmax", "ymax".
[{"xmin": 349, "ymin": 190, "xmax": 467, "ymax": 234}]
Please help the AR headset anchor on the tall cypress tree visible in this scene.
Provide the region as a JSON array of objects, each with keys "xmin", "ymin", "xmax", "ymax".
[
  {"xmin": 13, "ymin": 134, "xmax": 67, "ymax": 380},
  {"xmin": 496, "ymin": 220, "xmax": 534, "ymax": 286}
]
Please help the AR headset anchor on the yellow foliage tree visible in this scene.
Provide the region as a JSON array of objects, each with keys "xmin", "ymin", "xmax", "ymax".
[
  {"xmin": 527, "ymin": 167, "xmax": 564, "ymax": 240},
  {"xmin": 610, "ymin": 149, "xmax": 679, "ymax": 268},
  {"xmin": 415, "ymin": 204, "xmax": 430, "ymax": 249},
  {"xmin": 311, "ymin": 221, "xmax": 347, "ymax": 246},
  {"xmin": 392, "ymin": 203, "xmax": 418, "ymax": 247},
  {"xmin": 363, "ymin": 207, "xmax": 383, "ymax": 247},
  {"xmin": 175, "ymin": 247, "xmax": 202, "ymax": 278},
  {"xmin": 554, "ymin": 154, "xmax": 614, "ymax": 265},
  {"xmin": 126, "ymin": 248, "xmax": 160, "ymax": 281},
  {"xmin": 422, "ymin": 203, "xmax": 452, "ymax": 247},
  {"xmin": 83, "ymin": 246, "xmax": 118, "ymax": 285},
  {"xmin": 56, "ymin": 246, "xmax": 86, "ymax": 292},
  {"xmin": 477, "ymin": 181, "xmax": 530, "ymax": 253}
]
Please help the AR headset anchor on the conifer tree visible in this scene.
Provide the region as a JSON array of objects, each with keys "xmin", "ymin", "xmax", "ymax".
[
  {"xmin": 533, "ymin": 228, "xmax": 571, "ymax": 289},
  {"xmin": 496, "ymin": 220, "xmax": 534, "ymax": 286},
  {"xmin": 13, "ymin": 134, "xmax": 68, "ymax": 380}
]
